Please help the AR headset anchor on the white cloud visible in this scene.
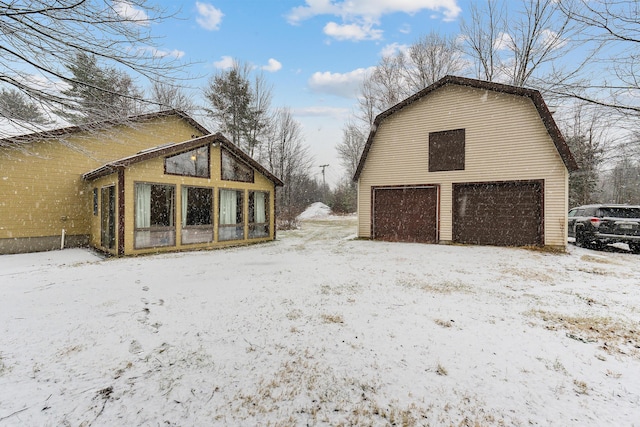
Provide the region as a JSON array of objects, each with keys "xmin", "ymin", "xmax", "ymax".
[
  {"xmin": 287, "ymin": 0, "xmax": 340, "ymax": 25},
  {"xmin": 196, "ymin": 2, "xmax": 224, "ymax": 31},
  {"xmin": 493, "ymin": 32, "xmax": 512, "ymax": 51},
  {"xmin": 323, "ymin": 22, "xmax": 383, "ymax": 41},
  {"xmin": 293, "ymin": 106, "xmax": 350, "ymax": 118},
  {"xmin": 114, "ymin": 1, "xmax": 150, "ymax": 24},
  {"xmin": 136, "ymin": 46, "xmax": 185, "ymax": 59},
  {"xmin": 399, "ymin": 23, "xmax": 412, "ymax": 34},
  {"xmin": 308, "ymin": 67, "xmax": 375, "ymax": 98},
  {"xmin": 287, "ymin": 0, "xmax": 461, "ymax": 24},
  {"xmin": 380, "ymin": 42, "xmax": 408, "ymax": 58},
  {"xmin": 541, "ymin": 29, "xmax": 568, "ymax": 50},
  {"xmin": 213, "ymin": 55, "xmax": 235, "ymax": 69},
  {"xmin": 261, "ymin": 58, "xmax": 282, "ymax": 72}
]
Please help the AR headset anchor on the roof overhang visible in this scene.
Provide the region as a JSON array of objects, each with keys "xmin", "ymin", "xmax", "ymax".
[{"xmin": 83, "ymin": 132, "xmax": 284, "ymax": 187}]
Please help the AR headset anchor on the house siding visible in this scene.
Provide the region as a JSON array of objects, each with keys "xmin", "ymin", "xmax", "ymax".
[
  {"xmin": 357, "ymin": 85, "xmax": 569, "ymax": 246},
  {"xmin": 0, "ymin": 116, "xmax": 206, "ymax": 253}
]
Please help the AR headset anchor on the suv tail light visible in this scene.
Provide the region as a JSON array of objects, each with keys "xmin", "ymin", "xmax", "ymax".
[{"xmin": 589, "ymin": 217, "xmax": 601, "ymax": 227}]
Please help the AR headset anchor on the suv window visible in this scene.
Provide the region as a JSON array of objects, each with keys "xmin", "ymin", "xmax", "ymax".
[
  {"xmin": 576, "ymin": 209, "xmax": 585, "ymax": 216},
  {"xmin": 597, "ymin": 207, "xmax": 640, "ymax": 218},
  {"xmin": 584, "ymin": 207, "xmax": 597, "ymax": 216}
]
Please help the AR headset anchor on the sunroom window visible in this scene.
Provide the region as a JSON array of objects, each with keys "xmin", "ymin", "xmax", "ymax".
[
  {"xmin": 181, "ymin": 186, "xmax": 214, "ymax": 245},
  {"xmin": 219, "ymin": 189, "xmax": 244, "ymax": 241},
  {"xmin": 135, "ymin": 183, "xmax": 175, "ymax": 248},
  {"xmin": 248, "ymin": 191, "xmax": 269, "ymax": 238},
  {"xmin": 221, "ymin": 148, "xmax": 254, "ymax": 182},
  {"xmin": 165, "ymin": 145, "xmax": 210, "ymax": 178}
]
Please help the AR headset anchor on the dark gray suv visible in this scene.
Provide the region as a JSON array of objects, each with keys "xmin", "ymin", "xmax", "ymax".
[{"xmin": 568, "ymin": 204, "xmax": 640, "ymax": 253}]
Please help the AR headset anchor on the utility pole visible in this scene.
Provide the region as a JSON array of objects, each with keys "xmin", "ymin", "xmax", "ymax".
[{"xmin": 319, "ymin": 164, "xmax": 329, "ymax": 202}]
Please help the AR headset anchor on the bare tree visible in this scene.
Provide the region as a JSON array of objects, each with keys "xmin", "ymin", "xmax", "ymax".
[
  {"xmin": 0, "ymin": 0, "xmax": 186, "ymax": 141},
  {"xmin": 368, "ymin": 55, "xmax": 406, "ymax": 113},
  {"xmin": 460, "ymin": 0, "xmax": 505, "ymax": 82},
  {"xmin": 513, "ymin": 1, "xmax": 578, "ymax": 88},
  {"xmin": 559, "ymin": 103, "xmax": 609, "ymax": 206},
  {"xmin": 259, "ymin": 107, "xmax": 314, "ymax": 220},
  {"xmin": 150, "ymin": 81, "xmax": 196, "ymax": 114},
  {"xmin": 403, "ymin": 32, "xmax": 465, "ymax": 92},
  {"xmin": 244, "ymin": 72, "xmax": 273, "ymax": 157},
  {"xmin": 356, "ymin": 33, "xmax": 464, "ymax": 128},
  {"xmin": 460, "ymin": 0, "xmax": 577, "ymax": 89},
  {"xmin": 336, "ymin": 121, "xmax": 367, "ymax": 180},
  {"xmin": 557, "ymin": 0, "xmax": 640, "ymax": 114},
  {"xmin": 606, "ymin": 157, "xmax": 640, "ymax": 204}
]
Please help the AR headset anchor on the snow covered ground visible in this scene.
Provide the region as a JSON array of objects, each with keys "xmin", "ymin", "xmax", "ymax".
[{"xmin": 1, "ymin": 208, "xmax": 640, "ymax": 426}]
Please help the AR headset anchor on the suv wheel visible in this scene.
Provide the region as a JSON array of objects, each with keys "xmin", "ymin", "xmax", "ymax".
[
  {"xmin": 575, "ymin": 229, "xmax": 589, "ymax": 248},
  {"xmin": 630, "ymin": 243, "xmax": 640, "ymax": 254}
]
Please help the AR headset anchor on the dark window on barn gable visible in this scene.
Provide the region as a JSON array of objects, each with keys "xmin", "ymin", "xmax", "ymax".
[{"xmin": 429, "ymin": 129, "xmax": 465, "ymax": 172}]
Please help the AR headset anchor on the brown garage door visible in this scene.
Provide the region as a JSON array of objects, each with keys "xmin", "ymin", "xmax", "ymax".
[
  {"xmin": 373, "ymin": 186, "xmax": 438, "ymax": 243},
  {"xmin": 453, "ymin": 181, "xmax": 543, "ymax": 246}
]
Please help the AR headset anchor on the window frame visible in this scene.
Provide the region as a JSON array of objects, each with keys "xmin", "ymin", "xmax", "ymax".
[
  {"xmin": 221, "ymin": 148, "xmax": 254, "ymax": 183},
  {"xmin": 248, "ymin": 190, "xmax": 270, "ymax": 239},
  {"xmin": 180, "ymin": 185, "xmax": 214, "ymax": 245},
  {"xmin": 134, "ymin": 182, "xmax": 176, "ymax": 249},
  {"xmin": 93, "ymin": 187, "xmax": 99, "ymax": 216},
  {"xmin": 218, "ymin": 188, "xmax": 245, "ymax": 241},
  {"xmin": 164, "ymin": 145, "xmax": 211, "ymax": 178}
]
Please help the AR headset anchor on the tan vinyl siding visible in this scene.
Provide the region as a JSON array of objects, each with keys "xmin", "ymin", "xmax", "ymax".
[
  {"xmin": 358, "ymin": 85, "xmax": 569, "ymax": 246},
  {"xmin": 0, "ymin": 116, "xmax": 204, "ymax": 242}
]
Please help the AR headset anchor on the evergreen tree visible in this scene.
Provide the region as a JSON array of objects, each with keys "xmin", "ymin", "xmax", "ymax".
[
  {"xmin": 0, "ymin": 89, "xmax": 49, "ymax": 124},
  {"xmin": 204, "ymin": 63, "xmax": 253, "ymax": 149},
  {"xmin": 62, "ymin": 52, "xmax": 143, "ymax": 123}
]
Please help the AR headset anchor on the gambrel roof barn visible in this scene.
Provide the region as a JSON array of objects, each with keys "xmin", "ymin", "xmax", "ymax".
[{"xmin": 354, "ymin": 75, "xmax": 578, "ymax": 248}]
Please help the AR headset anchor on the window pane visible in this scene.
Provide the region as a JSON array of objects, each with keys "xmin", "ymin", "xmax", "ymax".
[
  {"xmin": 219, "ymin": 189, "xmax": 244, "ymax": 241},
  {"xmin": 221, "ymin": 148, "xmax": 254, "ymax": 182},
  {"xmin": 181, "ymin": 186, "xmax": 213, "ymax": 245},
  {"xmin": 249, "ymin": 191, "xmax": 269, "ymax": 238},
  {"xmin": 183, "ymin": 187, "xmax": 212, "ymax": 226},
  {"xmin": 165, "ymin": 145, "xmax": 209, "ymax": 177},
  {"xmin": 150, "ymin": 185, "xmax": 174, "ymax": 226},
  {"xmin": 135, "ymin": 183, "xmax": 175, "ymax": 249}
]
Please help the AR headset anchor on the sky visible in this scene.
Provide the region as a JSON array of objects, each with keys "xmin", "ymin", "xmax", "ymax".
[{"xmin": 144, "ymin": 0, "xmax": 468, "ymax": 186}]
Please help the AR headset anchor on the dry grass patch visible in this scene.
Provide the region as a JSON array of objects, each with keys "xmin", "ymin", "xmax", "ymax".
[
  {"xmin": 230, "ymin": 349, "xmax": 507, "ymax": 426},
  {"xmin": 321, "ymin": 313, "xmax": 344, "ymax": 324},
  {"xmin": 501, "ymin": 267, "xmax": 556, "ymax": 284},
  {"xmin": 397, "ymin": 274, "xmax": 472, "ymax": 294},
  {"xmin": 434, "ymin": 319, "xmax": 454, "ymax": 328},
  {"xmin": 435, "ymin": 363, "xmax": 448, "ymax": 376},
  {"xmin": 580, "ymin": 254, "xmax": 619, "ymax": 265},
  {"xmin": 573, "ymin": 379, "xmax": 588, "ymax": 395},
  {"xmin": 529, "ymin": 310, "xmax": 640, "ymax": 357},
  {"xmin": 521, "ymin": 245, "xmax": 567, "ymax": 254}
]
